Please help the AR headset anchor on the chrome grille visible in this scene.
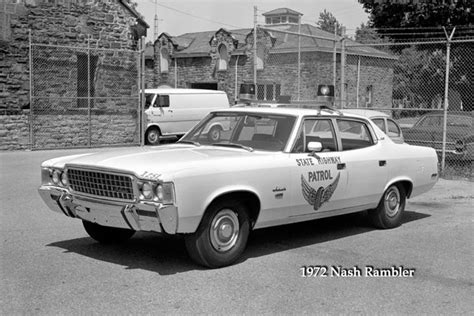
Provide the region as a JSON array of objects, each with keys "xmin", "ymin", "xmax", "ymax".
[{"xmin": 67, "ymin": 168, "xmax": 135, "ymax": 201}]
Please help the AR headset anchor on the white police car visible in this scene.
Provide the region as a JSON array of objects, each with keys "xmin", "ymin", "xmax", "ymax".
[{"xmin": 38, "ymin": 106, "xmax": 438, "ymax": 268}]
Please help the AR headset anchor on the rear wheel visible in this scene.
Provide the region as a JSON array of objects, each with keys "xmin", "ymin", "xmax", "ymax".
[
  {"xmin": 83, "ymin": 221, "xmax": 135, "ymax": 244},
  {"xmin": 369, "ymin": 184, "xmax": 406, "ymax": 229},
  {"xmin": 146, "ymin": 127, "xmax": 161, "ymax": 145},
  {"xmin": 185, "ymin": 199, "xmax": 250, "ymax": 268}
]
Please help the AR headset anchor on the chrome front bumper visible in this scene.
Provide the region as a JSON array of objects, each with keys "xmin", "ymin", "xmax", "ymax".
[{"xmin": 38, "ymin": 185, "xmax": 178, "ymax": 234}]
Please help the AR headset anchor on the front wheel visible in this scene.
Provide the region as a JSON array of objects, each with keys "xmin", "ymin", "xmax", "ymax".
[
  {"xmin": 185, "ymin": 200, "xmax": 250, "ymax": 268},
  {"xmin": 83, "ymin": 221, "xmax": 135, "ymax": 244},
  {"xmin": 207, "ymin": 125, "xmax": 222, "ymax": 142},
  {"xmin": 145, "ymin": 127, "xmax": 161, "ymax": 145},
  {"xmin": 369, "ymin": 184, "xmax": 406, "ymax": 229}
]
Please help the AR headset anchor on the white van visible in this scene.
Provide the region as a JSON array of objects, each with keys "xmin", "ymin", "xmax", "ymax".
[{"xmin": 144, "ymin": 88, "xmax": 229, "ymax": 145}]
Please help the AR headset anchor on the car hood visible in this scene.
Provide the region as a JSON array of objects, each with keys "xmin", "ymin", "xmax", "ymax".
[{"xmin": 43, "ymin": 144, "xmax": 268, "ymax": 178}]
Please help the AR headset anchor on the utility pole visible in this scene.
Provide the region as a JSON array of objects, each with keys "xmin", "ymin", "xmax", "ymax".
[{"xmin": 154, "ymin": 0, "xmax": 158, "ymax": 40}]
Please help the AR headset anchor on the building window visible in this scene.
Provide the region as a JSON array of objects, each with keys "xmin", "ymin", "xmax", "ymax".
[
  {"xmin": 366, "ymin": 85, "xmax": 373, "ymax": 107},
  {"xmin": 160, "ymin": 47, "xmax": 169, "ymax": 73},
  {"xmin": 289, "ymin": 16, "xmax": 299, "ymax": 23},
  {"xmin": 218, "ymin": 44, "xmax": 228, "ymax": 71},
  {"xmin": 77, "ymin": 53, "xmax": 98, "ymax": 108},
  {"xmin": 256, "ymin": 83, "xmax": 281, "ymax": 101},
  {"xmin": 256, "ymin": 44, "xmax": 264, "ymax": 70}
]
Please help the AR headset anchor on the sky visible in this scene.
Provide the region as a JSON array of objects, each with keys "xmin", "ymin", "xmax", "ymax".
[{"xmin": 135, "ymin": 0, "xmax": 370, "ymax": 42}]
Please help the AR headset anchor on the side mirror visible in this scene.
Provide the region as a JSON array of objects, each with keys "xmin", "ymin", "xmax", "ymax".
[{"xmin": 307, "ymin": 141, "xmax": 322, "ymax": 152}]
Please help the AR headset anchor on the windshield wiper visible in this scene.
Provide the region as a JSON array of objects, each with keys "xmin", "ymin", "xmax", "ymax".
[
  {"xmin": 212, "ymin": 143, "xmax": 254, "ymax": 152},
  {"xmin": 178, "ymin": 140, "xmax": 201, "ymax": 146}
]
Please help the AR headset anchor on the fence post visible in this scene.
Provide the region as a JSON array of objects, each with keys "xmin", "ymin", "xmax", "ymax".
[
  {"xmin": 340, "ymin": 37, "xmax": 345, "ymax": 109},
  {"xmin": 441, "ymin": 27, "xmax": 456, "ymax": 174},
  {"xmin": 297, "ymin": 15, "xmax": 301, "ymax": 101},
  {"xmin": 87, "ymin": 35, "xmax": 91, "ymax": 147},
  {"xmin": 28, "ymin": 29, "xmax": 33, "ymax": 150},
  {"xmin": 333, "ymin": 26, "xmax": 337, "ymax": 93},
  {"xmin": 139, "ymin": 37, "xmax": 145, "ymax": 147},
  {"xmin": 253, "ymin": 6, "xmax": 257, "ymax": 89}
]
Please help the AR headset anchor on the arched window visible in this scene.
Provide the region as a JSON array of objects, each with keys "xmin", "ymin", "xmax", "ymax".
[
  {"xmin": 218, "ymin": 44, "xmax": 228, "ymax": 71},
  {"xmin": 160, "ymin": 47, "xmax": 169, "ymax": 73},
  {"xmin": 256, "ymin": 44, "xmax": 264, "ymax": 70}
]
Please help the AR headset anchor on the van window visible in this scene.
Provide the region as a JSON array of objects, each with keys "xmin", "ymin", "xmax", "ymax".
[
  {"xmin": 145, "ymin": 94, "xmax": 155, "ymax": 109},
  {"xmin": 155, "ymin": 95, "xmax": 170, "ymax": 108}
]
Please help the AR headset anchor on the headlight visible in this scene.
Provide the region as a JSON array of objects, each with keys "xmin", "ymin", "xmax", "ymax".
[
  {"xmin": 155, "ymin": 182, "xmax": 175, "ymax": 205},
  {"xmin": 52, "ymin": 170, "xmax": 61, "ymax": 185},
  {"xmin": 60, "ymin": 172, "xmax": 68, "ymax": 186},
  {"xmin": 142, "ymin": 182, "xmax": 153, "ymax": 200}
]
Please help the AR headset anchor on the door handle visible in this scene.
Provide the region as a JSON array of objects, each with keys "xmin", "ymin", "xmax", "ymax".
[
  {"xmin": 379, "ymin": 160, "xmax": 387, "ymax": 167},
  {"xmin": 337, "ymin": 163, "xmax": 346, "ymax": 170},
  {"xmin": 168, "ymin": 109, "xmax": 173, "ymax": 113}
]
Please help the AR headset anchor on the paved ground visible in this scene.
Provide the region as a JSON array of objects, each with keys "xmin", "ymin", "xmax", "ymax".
[{"xmin": 1, "ymin": 148, "xmax": 473, "ymax": 314}]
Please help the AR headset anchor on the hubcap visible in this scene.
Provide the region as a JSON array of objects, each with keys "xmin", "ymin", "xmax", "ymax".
[
  {"xmin": 148, "ymin": 131, "xmax": 159, "ymax": 143},
  {"xmin": 384, "ymin": 186, "xmax": 400, "ymax": 218},
  {"xmin": 210, "ymin": 128, "xmax": 220, "ymax": 141},
  {"xmin": 210, "ymin": 209, "xmax": 239, "ymax": 252}
]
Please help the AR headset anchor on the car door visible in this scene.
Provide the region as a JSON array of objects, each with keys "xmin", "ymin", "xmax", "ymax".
[
  {"xmin": 334, "ymin": 118, "xmax": 388, "ymax": 209},
  {"xmin": 290, "ymin": 117, "xmax": 348, "ymax": 217},
  {"xmin": 151, "ymin": 94, "xmax": 174, "ymax": 134},
  {"xmin": 405, "ymin": 115, "xmax": 441, "ymax": 149}
]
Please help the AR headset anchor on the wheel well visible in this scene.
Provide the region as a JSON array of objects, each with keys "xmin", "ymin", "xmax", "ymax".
[
  {"xmin": 207, "ymin": 191, "xmax": 261, "ymax": 229},
  {"xmin": 394, "ymin": 180, "xmax": 413, "ymax": 198},
  {"xmin": 146, "ymin": 125, "xmax": 161, "ymax": 135}
]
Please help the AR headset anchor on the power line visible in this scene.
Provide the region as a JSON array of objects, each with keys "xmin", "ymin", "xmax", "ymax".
[{"xmin": 148, "ymin": 1, "xmax": 247, "ymax": 30}]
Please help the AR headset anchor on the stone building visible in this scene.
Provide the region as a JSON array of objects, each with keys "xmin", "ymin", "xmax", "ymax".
[
  {"xmin": 149, "ymin": 8, "xmax": 396, "ymax": 107},
  {"xmin": 0, "ymin": 0, "xmax": 148, "ymax": 149}
]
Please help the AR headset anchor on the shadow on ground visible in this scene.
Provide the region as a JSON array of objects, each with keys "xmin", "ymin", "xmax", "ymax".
[{"xmin": 48, "ymin": 210, "xmax": 430, "ymax": 275}]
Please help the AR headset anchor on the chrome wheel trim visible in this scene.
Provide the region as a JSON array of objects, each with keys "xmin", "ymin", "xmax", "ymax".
[
  {"xmin": 210, "ymin": 209, "xmax": 239, "ymax": 252},
  {"xmin": 384, "ymin": 186, "xmax": 401, "ymax": 218}
]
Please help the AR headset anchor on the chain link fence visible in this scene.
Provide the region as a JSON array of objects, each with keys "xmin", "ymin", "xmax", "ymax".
[
  {"xmin": 30, "ymin": 38, "xmax": 143, "ymax": 149},
  {"xmin": 254, "ymin": 25, "xmax": 472, "ymax": 179}
]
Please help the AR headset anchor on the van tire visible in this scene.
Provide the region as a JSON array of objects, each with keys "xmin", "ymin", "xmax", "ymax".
[
  {"xmin": 207, "ymin": 125, "xmax": 223, "ymax": 142},
  {"xmin": 146, "ymin": 127, "xmax": 161, "ymax": 145}
]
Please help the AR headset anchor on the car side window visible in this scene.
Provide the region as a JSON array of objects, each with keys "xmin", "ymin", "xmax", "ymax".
[
  {"xmin": 292, "ymin": 119, "xmax": 337, "ymax": 153},
  {"xmin": 372, "ymin": 118, "xmax": 386, "ymax": 132},
  {"xmin": 418, "ymin": 116, "xmax": 439, "ymax": 127},
  {"xmin": 387, "ymin": 119, "xmax": 401, "ymax": 137},
  {"xmin": 154, "ymin": 95, "xmax": 170, "ymax": 108},
  {"xmin": 337, "ymin": 119, "xmax": 374, "ymax": 151}
]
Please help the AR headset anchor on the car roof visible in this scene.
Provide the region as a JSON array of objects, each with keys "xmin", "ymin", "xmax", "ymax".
[
  {"xmin": 144, "ymin": 88, "xmax": 226, "ymax": 95},
  {"xmin": 212, "ymin": 106, "xmax": 368, "ymax": 119},
  {"xmin": 341, "ymin": 109, "xmax": 390, "ymax": 118}
]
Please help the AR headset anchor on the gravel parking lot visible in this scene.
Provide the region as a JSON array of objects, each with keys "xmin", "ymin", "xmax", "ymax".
[{"xmin": 1, "ymin": 148, "xmax": 473, "ymax": 314}]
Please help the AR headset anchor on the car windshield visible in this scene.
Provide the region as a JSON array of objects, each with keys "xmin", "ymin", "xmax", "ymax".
[{"xmin": 180, "ymin": 112, "xmax": 297, "ymax": 151}]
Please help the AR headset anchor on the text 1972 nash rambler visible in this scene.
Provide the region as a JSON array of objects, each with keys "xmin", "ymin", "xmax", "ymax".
[{"xmin": 39, "ymin": 107, "xmax": 439, "ymax": 268}]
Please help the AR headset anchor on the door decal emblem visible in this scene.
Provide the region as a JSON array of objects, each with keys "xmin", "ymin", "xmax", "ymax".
[{"xmin": 301, "ymin": 172, "xmax": 340, "ymax": 211}]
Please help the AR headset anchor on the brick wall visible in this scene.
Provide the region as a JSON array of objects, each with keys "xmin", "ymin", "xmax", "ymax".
[
  {"xmin": 0, "ymin": 0, "xmax": 142, "ymax": 150},
  {"xmin": 152, "ymin": 49, "xmax": 394, "ymax": 106}
]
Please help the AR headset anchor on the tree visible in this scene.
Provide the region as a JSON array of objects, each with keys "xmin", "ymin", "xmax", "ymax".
[
  {"xmin": 317, "ymin": 9, "xmax": 344, "ymax": 35},
  {"xmin": 357, "ymin": 0, "xmax": 473, "ymax": 110},
  {"xmin": 355, "ymin": 22, "xmax": 390, "ymax": 44},
  {"xmin": 358, "ymin": 0, "xmax": 473, "ymax": 41}
]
